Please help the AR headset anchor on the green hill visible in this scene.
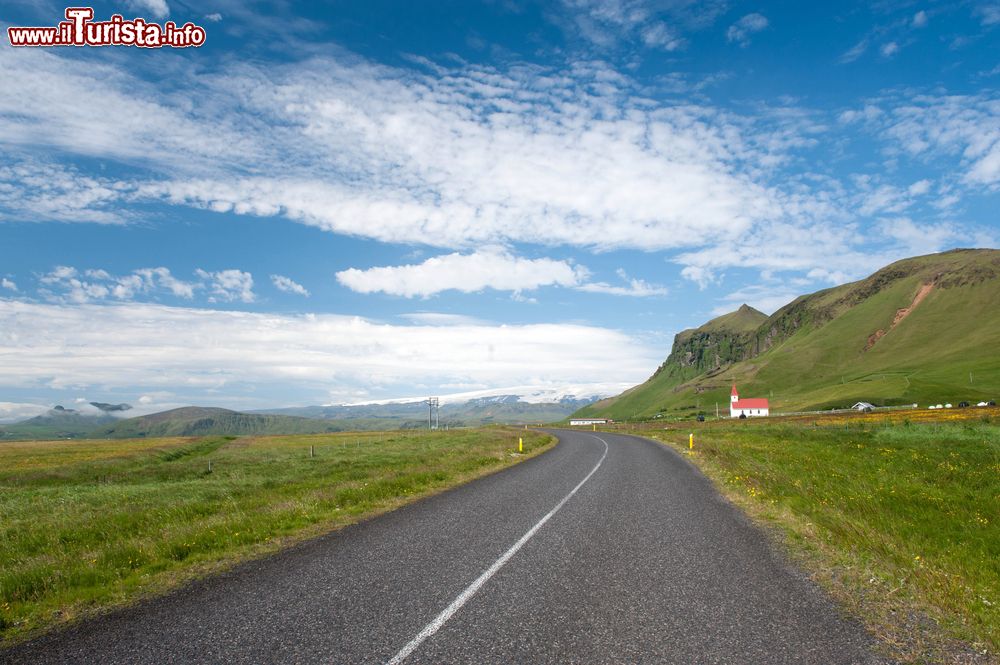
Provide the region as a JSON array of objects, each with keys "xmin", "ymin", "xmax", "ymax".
[
  {"xmin": 0, "ymin": 407, "xmax": 116, "ymax": 440},
  {"xmin": 255, "ymin": 395, "xmax": 594, "ymax": 428},
  {"xmin": 576, "ymin": 249, "xmax": 1000, "ymax": 420},
  {"xmin": 91, "ymin": 407, "xmax": 344, "ymax": 438}
]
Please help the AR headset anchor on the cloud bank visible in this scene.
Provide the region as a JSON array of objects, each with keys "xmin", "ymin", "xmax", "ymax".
[{"xmin": 0, "ymin": 299, "xmax": 662, "ymax": 405}]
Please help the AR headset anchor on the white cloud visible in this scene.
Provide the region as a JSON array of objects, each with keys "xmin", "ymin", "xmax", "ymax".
[
  {"xmin": 726, "ymin": 13, "xmax": 769, "ymax": 47},
  {"xmin": 40, "ymin": 266, "xmax": 108, "ymax": 303},
  {"xmin": 0, "ymin": 300, "xmax": 661, "ymax": 406},
  {"xmin": 838, "ymin": 105, "xmax": 882, "ymax": 124},
  {"xmin": 680, "ymin": 265, "xmax": 720, "ymax": 290},
  {"xmin": 126, "ymin": 0, "xmax": 170, "ymax": 19},
  {"xmin": 0, "ymin": 401, "xmax": 50, "ymax": 424},
  {"xmin": 806, "ymin": 267, "xmax": 851, "ymax": 284},
  {"xmin": 558, "ymin": 0, "xmax": 688, "ymax": 51},
  {"xmin": 871, "ymin": 94, "xmax": 1000, "ymax": 188},
  {"xmin": 575, "ymin": 269, "xmax": 668, "ymax": 297},
  {"xmin": 675, "ymin": 208, "xmax": 980, "ymax": 292},
  {"xmin": 912, "ymin": 11, "xmax": 928, "ymax": 28},
  {"xmin": 205, "ymin": 13, "xmax": 222, "ymax": 22},
  {"xmin": 851, "ymin": 175, "xmax": 918, "ymax": 216},
  {"xmin": 134, "ymin": 267, "xmax": 198, "ymax": 299},
  {"xmin": 1, "ymin": 32, "xmax": 976, "ymax": 288},
  {"xmin": 839, "ymin": 39, "xmax": 868, "ymax": 63},
  {"xmin": 880, "ymin": 42, "xmax": 900, "ymax": 58},
  {"xmin": 878, "ymin": 217, "xmax": 962, "ymax": 254},
  {"xmin": 196, "ymin": 269, "xmax": 255, "ymax": 303},
  {"xmin": 398, "ymin": 313, "xmax": 488, "ymax": 326},
  {"xmin": 336, "ymin": 248, "xmax": 587, "ymax": 298},
  {"xmin": 639, "ymin": 22, "xmax": 685, "ymax": 51},
  {"xmin": 1, "ymin": 278, "xmax": 16, "ymax": 291},
  {"xmin": 271, "ymin": 274, "xmax": 310, "ymax": 297},
  {"xmin": 974, "ymin": 5, "xmax": 1000, "ymax": 26},
  {"xmin": 38, "ymin": 265, "xmax": 199, "ymax": 303},
  {"xmin": 336, "ymin": 250, "xmax": 669, "ymax": 299},
  {"xmin": 2, "ymin": 43, "xmax": 817, "ymax": 253},
  {"xmin": 907, "ymin": 179, "xmax": 932, "ymax": 196},
  {"xmin": 675, "ymin": 218, "xmax": 896, "ymax": 287},
  {"xmin": 711, "ymin": 290, "xmax": 801, "ymax": 317},
  {"xmin": 0, "ymin": 159, "xmax": 129, "ymax": 224},
  {"xmin": 0, "ymin": 48, "xmax": 256, "ymax": 175}
]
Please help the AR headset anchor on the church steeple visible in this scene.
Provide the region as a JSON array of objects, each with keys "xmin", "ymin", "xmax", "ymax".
[{"xmin": 731, "ymin": 384, "xmax": 739, "ymax": 404}]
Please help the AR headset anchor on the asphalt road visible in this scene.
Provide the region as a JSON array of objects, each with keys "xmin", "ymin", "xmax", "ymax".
[{"xmin": 1, "ymin": 430, "xmax": 889, "ymax": 664}]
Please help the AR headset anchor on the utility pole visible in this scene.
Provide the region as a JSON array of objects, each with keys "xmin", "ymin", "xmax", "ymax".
[{"xmin": 426, "ymin": 397, "xmax": 439, "ymax": 430}]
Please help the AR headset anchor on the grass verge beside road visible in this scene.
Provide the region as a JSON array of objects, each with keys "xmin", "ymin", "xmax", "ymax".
[
  {"xmin": 635, "ymin": 415, "xmax": 999, "ymax": 664},
  {"xmin": 0, "ymin": 427, "xmax": 553, "ymax": 644}
]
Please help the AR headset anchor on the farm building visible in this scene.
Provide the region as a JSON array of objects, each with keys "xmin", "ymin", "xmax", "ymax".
[
  {"xmin": 569, "ymin": 418, "xmax": 611, "ymax": 426},
  {"xmin": 730, "ymin": 384, "xmax": 769, "ymax": 418},
  {"xmin": 852, "ymin": 402, "xmax": 876, "ymax": 411}
]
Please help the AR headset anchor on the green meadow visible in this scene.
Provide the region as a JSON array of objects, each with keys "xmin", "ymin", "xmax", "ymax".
[
  {"xmin": 0, "ymin": 428, "xmax": 553, "ymax": 643},
  {"xmin": 641, "ymin": 415, "xmax": 999, "ymax": 663}
]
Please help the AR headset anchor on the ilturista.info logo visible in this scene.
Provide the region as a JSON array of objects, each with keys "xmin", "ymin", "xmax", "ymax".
[{"xmin": 7, "ymin": 7, "xmax": 207, "ymax": 48}]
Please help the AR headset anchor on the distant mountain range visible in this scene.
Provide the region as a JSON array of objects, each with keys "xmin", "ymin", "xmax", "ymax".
[
  {"xmin": 253, "ymin": 394, "xmax": 596, "ymax": 426},
  {"xmin": 575, "ymin": 248, "xmax": 1000, "ymax": 420},
  {"xmin": 0, "ymin": 395, "xmax": 596, "ymax": 441}
]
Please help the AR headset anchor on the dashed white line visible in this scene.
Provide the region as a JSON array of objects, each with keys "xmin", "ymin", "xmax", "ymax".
[{"xmin": 385, "ymin": 434, "xmax": 610, "ymax": 665}]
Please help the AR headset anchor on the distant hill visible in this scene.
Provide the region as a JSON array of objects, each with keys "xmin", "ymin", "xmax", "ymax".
[
  {"xmin": 576, "ymin": 248, "xmax": 1000, "ymax": 419},
  {"xmin": 253, "ymin": 395, "xmax": 596, "ymax": 428},
  {"xmin": 0, "ymin": 406, "xmax": 117, "ymax": 440},
  {"xmin": 0, "ymin": 395, "xmax": 595, "ymax": 442},
  {"xmin": 91, "ymin": 407, "xmax": 343, "ymax": 438}
]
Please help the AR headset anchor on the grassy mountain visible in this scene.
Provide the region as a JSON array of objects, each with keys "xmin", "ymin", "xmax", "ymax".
[
  {"xmin": 650, "ymin": 303, "xmax": 767, "ymax": 383},
  {"xmin": 577, "ymin": 249, "xmax": 1000, "ymax": 419},
  {"xmin": 0, "ymin": 407, "xmax": 116, "ymax": 440},
  {"xmin": 90, "ymin": 407, "xmax": 346, "ymax": 438}
]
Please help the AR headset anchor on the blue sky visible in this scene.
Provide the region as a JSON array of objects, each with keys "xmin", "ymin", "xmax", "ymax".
[{"xmin": 1, "ymin": 0, "xmax": 998, "ymax": 419}]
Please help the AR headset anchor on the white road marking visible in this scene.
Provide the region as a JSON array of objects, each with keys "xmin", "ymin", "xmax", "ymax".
[{"xmin": 385, "ymin": 434, "xmax": 610, "ymax": 665}]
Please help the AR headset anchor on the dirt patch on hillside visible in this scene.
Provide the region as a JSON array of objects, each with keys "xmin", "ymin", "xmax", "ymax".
[{"xmin": 865, "ymin": 282, "xmax": 935, "ymax": 351}]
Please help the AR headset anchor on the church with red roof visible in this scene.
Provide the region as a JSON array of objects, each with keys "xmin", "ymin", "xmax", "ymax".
[{"xmin": 730, "ymin": 384, "xmax": 769, "ymax": 418}]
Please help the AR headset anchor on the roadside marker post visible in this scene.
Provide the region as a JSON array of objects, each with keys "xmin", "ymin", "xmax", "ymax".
[
  {"xmin": 518, "ymin": 437, "xmax": 523, "ymax": 453},
  {"xmin": 689, "ymin": 433, "xmax": 694, "ymax": 449}
]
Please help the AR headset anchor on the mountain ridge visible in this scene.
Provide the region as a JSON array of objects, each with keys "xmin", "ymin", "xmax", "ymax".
[{"xmin": 575, "ymin": 248, "xmax": 1000, "ymax": 419}]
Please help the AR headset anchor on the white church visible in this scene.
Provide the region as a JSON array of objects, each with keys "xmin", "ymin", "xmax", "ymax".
[{"xmin": 730, "ymin": 384, "xmax": 769, "ymax": 418}]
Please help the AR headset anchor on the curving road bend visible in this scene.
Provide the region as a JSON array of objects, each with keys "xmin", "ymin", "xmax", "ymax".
[{"xmin": 1, "ymin": 430, "xmax": 888, "ymax": 664}]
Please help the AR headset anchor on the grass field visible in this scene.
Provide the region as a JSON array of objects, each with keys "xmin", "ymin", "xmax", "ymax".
[
  {"xmin": 627, "ymin": 411, "xmax": 999, "ymax": 663},
  {"xmin": 0, "ymin": 427, "xmax": 553, "ymax": 643}
]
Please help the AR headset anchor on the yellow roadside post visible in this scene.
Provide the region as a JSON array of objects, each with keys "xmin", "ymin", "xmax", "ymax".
[
  {"xmin": 519, "ymin": 437, "xmax": 523, "ymax": 453},
  {"xmin": 592, "ymin": 424, "xmax": 596, "ymax": 432},
  {"xmin": 689, "ymin": 432, "xmax": 694, "ymax": 449}
]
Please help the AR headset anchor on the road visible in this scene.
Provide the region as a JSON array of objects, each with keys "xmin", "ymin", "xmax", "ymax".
[{"xmin": 1, "ymin": 429, "xmax": 888, "ymax": 664}]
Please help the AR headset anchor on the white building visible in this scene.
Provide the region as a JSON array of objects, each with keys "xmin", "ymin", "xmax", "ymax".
[
  {"xmin": 730, "ymin": 384, "xmax": 769, "ymax": 418},
  {"xmin": 569, "ymin": 418, "xmax": 610, "ymax": 426}
]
